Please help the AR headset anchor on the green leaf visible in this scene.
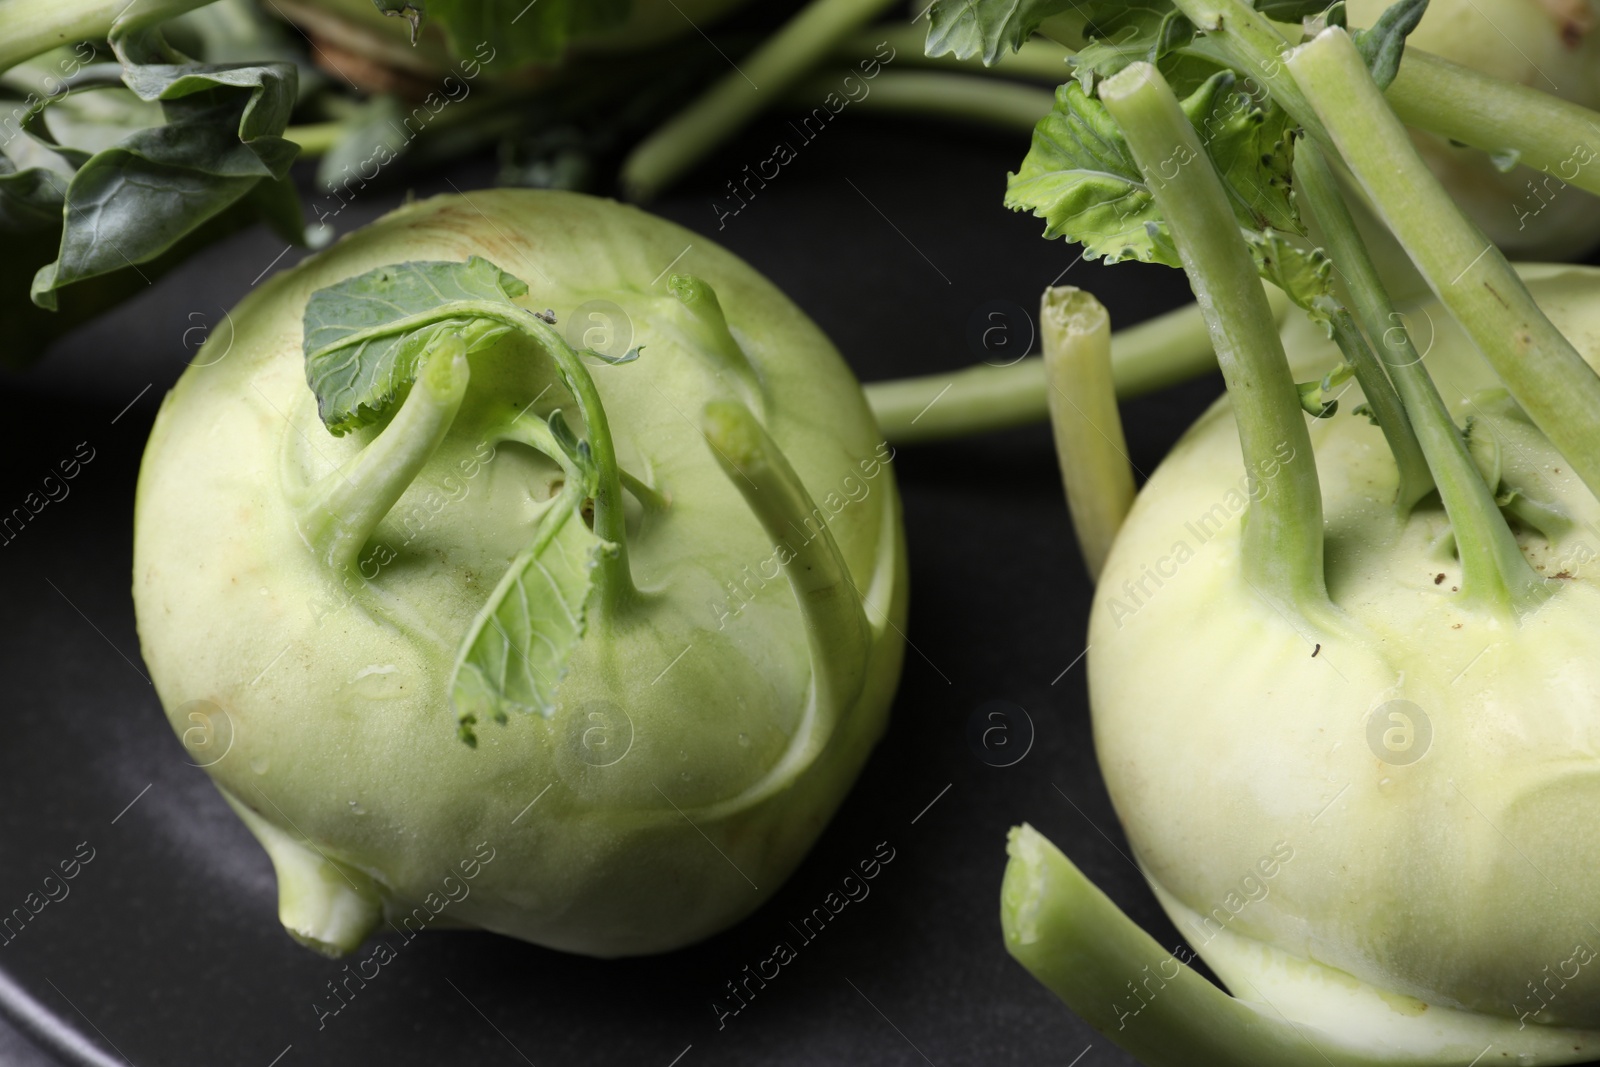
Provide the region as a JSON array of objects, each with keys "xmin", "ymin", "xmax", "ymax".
[
  {"xmin": 1073, "ymin": 3, "xmax": 1194, "ymax": 87},
  {"xmin": 1351, "ymin": 0, "xmax": 1428, "ymax": 90},
  {"xmin": 925, "ymin": 0, "xmax": 1080, "ymax": 65},
  {"xmin": 1005, "ymin": 72, "xmax": 1296, "ymax": 266},
  {"xmin": 26, "ymin": 29, "xmax": 302, "ymax": 310},
  {"xmin": 1243, "ymin": 230, "xmax": 1338, "ymax": 327},
  {"xmin": 302, "ymin": 257, "xmax": 531, "ymax": 435},
  {"xmin": 451, "ymin": 440, "xmax": 605, "ymax": 740},
  {"xmin": 422, "ymin": 0, "xmax": 631, "ymax": 71}
]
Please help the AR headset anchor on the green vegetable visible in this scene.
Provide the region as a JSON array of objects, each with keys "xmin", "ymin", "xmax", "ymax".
[{"xmin": 132, "ymin": 189, "xmax": 906, "ymax": 957}]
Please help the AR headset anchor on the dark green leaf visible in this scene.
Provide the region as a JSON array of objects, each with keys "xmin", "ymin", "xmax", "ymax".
[
  {"xmin": 1351, "ymin": 0, "xmax": 1428, "ymax": 90},
  {"xmin": 302, "ymin": 257, "xmax": 531, "ymax": 435},
  {"xmin": 1005, "ymin": 72, "xmax": 1297, "ymax": 266},
  {"xmin": 26, "ymin": 28, "xmax": 303, "ymax": 310},
  {"xmin": 924, "ymin": 0, "xmax": 1080, "ymax": 65},
  {"xmin": 1073, "ymin": 3, "xmax": 1194, "ymax": 86}
]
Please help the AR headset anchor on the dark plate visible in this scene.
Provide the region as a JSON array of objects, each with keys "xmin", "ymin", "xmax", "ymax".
[{"xmin": 0, "ymin": 96, "xmax": 1218, "ymax": 1066}]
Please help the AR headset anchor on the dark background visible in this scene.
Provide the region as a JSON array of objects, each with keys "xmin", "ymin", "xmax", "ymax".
[{"xmin": 0, "ymin": 77, "xmax": 1221, "ymax": 1066}]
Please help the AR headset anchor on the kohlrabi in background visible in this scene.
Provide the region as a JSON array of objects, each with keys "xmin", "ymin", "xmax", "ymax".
[
  {"xmin": 132, "ymin": 188, "xmax": 906, "ymax": 957},
  {"xmin": 905, "ymin": 0, "xmax": 1600, "ymax": 1062}
]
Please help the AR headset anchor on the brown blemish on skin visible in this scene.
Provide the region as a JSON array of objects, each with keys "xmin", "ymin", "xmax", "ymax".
[
  {"xmin": 1540, "ymin": 0, "xmax": 1594, "ymax": 47},
  {"xmin": 1434, "ymin": 573, "xmax": 1446, "ymax": 585}
]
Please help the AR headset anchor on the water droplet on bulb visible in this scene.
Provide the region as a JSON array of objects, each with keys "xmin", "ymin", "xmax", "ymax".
[
  {"xmin": 348, "ymin": 800, "xmax": 366, "ymax": 815},
  {"xmin": 347, "ymin": 664, "xmax": 404, "ymax": 699}
]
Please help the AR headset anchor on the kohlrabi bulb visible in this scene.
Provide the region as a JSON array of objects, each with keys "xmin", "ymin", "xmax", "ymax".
[
  {"xmin": 1346, "ymin": 0, "xmax": 1600, "ymax": 259},
  {"xmin": 132, "ymin": 189, "xmax": 906, "ymax": 958},
  {"xmin": 1086, "ymin": 264, "xmax": 1600, "ymax": 1058}
]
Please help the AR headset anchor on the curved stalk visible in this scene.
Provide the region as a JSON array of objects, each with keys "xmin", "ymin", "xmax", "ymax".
[
  {"xmin": 0, "ymin": 0, "xmax": 215, "ymax": 74},
  {"xmin": 788, "ymin": 69, "xmax": 1053, "ymax": 135},
  {"xmin": 620, "ymin": 0, "xmax": 901, "ymax": 200},
  {"xmin": 1294, "ymin": 143, "xmax": 1546, "ymax": 614},
  {"xmin": 1101, "ymin": 62, "xmax": 1327, "ymax": 614},
  {"xmin": 1002, "ymin": 824, "xmax": 1600, "ymax": 1066},
  {"xmin": 865, "ymin": 295, "xmax": 1280, "ymax": 445},
  {"xmin": 834, "ymin": 23, "xmax": 1075, "ymax": 81},
  {"xmin": 1040, "ymin": 287, "xmax": 1133, "ymax": 579},
  {"xmin": 298, "ymin": 335, "xmax": 470, "ymax": 572},
  {"xmin": 1286, "ymin": 29, "xmax": 1600, "ymax": 507},
  {"xmin": 698, "ymin": 399, "xmax": 869, "ymax": 815}
]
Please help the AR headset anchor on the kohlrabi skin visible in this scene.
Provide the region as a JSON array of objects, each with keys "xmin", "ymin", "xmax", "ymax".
[
  {"xmin": 1346, "ymin": 0, "xmax": 1600, "ymax": 259},
  {"xmin": 132, "ymin": 189, "xmax": 906, "ymax": 959},
  {"xmin": 1082, "ymin": 265, "xmax": 1600, "ymax": 1059}
]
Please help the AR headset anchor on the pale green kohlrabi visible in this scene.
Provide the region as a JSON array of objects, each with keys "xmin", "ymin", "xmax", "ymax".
[
  {"xmin": 1346, "ymin": 0, "xmax": 1600, "ymax": 259},
  {"xmin": 1009, "ymin": 265, "xmax": 1600, "ymax": 1064},
  {"xmin": 132, "ymin": 189, "xmax": 906, "ymax": 958}
]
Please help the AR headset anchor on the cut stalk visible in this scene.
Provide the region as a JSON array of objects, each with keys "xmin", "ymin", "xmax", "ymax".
[
  {"xmin": 1294, "ymin": 142, "xmax": 1546, "ymax": 614},
  {"xmin": 1040, "ymin": 287, "xmax": 1134, "ymax": 579},
  {"xmin": 787, "ymin": 69, "xmax": 1054, "ymax": 135},
  {"xmin": 298, "ymin": 335, "xmax": 470, "ymax": 572},
  {"xmin": 1286, "ymin": 29, "xmax": 1600, "ymax": 504},
  {"xmin": 1100, "ymin": 62, "xmax": 1326, "ymax": 613},
  {"xmin": 619, "ymin": 0, "xmax": 901, "ymax": 200},
  {"xmin": 1386, "ymin": 51, "xmax": 1600, "ymax": 202},
  {"xmin": 865, "ymin": 295, "xmax": 1283, "ymax": 445}
]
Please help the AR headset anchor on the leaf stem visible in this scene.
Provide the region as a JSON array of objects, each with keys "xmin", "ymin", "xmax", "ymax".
[
  {"xmin": 619, "ymin": 0, "xmax": 902, "ymax": 200},
  {"xmin": 1100, "ymin": 62, "xmax": 1326, "ymax": 614},
  {"xmin": 1040, "ymin": 287, "xmax": 1134, "ymax": 579},
  {"xmin": 864, "ymin": 295, "xmax": 1278, "ymax": 445},
  {"xmin": 1386, "ymin": 50, "xmax": 1600, "ymax": 202},
  {"xmin": 1318, "ymin": 301, "xmax": 1431, "ymax": 511},
  {"xmin": 786, "ymin": 69, "xmax": 1054, "ymax": 135},
  {"xmin": 0, "ymin": 0, "xmax": 216, "ymax": 73},
  {"xmin": 1294, "ymin": 142, "xmax": 1545, "ymax": 613},
  {"xmin": 698, "ymin": 399, "xmax": 869, "ymax": 812},
  {"xmin": 1286, "ymin": 28, "xmax": 1600, "ymax": 506},
  {"xmin": 298, "ymin": 335, "xmax": 470, "ymax": 572}
]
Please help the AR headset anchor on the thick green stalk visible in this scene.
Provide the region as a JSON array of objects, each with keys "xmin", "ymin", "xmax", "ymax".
[
  {"xmin": 620, "ymin": 0, "xmax": 901, "ymax": 200},
  {"xmin": 1040, "ymin": 287, "xmax": 1133, "ymax": 579},
  {"xmin": 1287, "ymin": 29, "xmax": 1600, "ymax": 504},
  {"xmin": 864, "ymin": 295, "xmax": 1279, "ymax": 445},
  {"xmin": 1101, "ymin": 62, "xmax": 1326, "ymax": 612},
  {"xmin": 835, "ymin": 23, "xmax": 1074, "ymax": 81},
  {"xmin": 1324, "ymin": 306, "xmax": 1431, "ymax": 511},
  {"xmin": 0, "ymin": 0, "xmax": 215, "ymax": 72},
  {"xmin": 1295, "ymin": 142, "xmax": 1545, "ymax": 614},
  {"xmin": 1386, "ymin": 51, "xmax": 1600, "ymax": 201},
  {"xmin": 788, "ymin": 69, "xmax": 1053, "ymax": 135}
]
